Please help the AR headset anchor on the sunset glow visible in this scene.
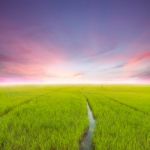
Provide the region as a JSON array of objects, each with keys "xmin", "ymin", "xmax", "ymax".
[{"xmin": 0, "ymin": 0, "xmax": 150, "ymax": 84}]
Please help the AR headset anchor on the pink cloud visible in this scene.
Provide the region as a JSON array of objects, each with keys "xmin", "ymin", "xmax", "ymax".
[
  {"xmin": 124, "ymin": 51, "xmax": 150, "ymax": 78},
  {"xmin": 125, "ymin": 51, "xmax": 150, "ymax": 68}
]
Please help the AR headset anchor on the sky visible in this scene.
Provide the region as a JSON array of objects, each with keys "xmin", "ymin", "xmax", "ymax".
[{"xmin": 0, "ymin": 0, "xmax": 150, "ymax": 84}]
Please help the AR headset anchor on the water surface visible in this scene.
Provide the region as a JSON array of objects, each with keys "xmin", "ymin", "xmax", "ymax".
[{"xmin": 80, "ymin": 101, "xmax": 96, "ymax": 150}]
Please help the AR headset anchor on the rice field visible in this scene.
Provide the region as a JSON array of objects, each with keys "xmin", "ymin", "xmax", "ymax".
[{"xmin": 0, "ymin": 85, "xmax": 150, "ymax": 150}]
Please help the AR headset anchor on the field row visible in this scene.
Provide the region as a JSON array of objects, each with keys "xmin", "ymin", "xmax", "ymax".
[
  {"xmin": 0, "ymin": 85, "xmax": 150, "ymax": 150},
  {"xmin": 0, "ymin": 91, "xmax": 88, "ymax": 150}
]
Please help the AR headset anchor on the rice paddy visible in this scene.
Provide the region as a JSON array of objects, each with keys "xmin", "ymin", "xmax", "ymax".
[{"xmin": 0, "ymin": 85, "xmax": 150, "ymax": 150}]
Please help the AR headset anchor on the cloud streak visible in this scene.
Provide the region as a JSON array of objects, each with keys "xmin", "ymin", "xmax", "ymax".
[{"xmin": 0, "ymin": 0, "xmax": 150, "ymax": 84}]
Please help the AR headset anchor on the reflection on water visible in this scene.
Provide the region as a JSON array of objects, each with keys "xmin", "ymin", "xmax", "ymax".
[{"xmin": 80, "ymin": 101, "xmax": 96, "ymax": 150}]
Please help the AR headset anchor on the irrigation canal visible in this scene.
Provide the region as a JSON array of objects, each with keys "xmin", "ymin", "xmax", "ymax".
[{"xmin": 80, "ymin": 100, "xmax": 96, "ymax": 150}]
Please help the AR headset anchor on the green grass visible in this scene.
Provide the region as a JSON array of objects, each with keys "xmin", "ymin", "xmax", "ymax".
[
  {"xmin": 0, "ymin": 91, "xmax": 88, "ymax": 150},
  {"xmin": 0, "ymin": 86, "xmax": 62, "ymax": 115},
  {"xmin": 0, "ymin": 85, "xmax": 150, "ymax": 150},
  {"xmin": 83, "ymin": 85, "xmax": 150, "ymax": 150}
]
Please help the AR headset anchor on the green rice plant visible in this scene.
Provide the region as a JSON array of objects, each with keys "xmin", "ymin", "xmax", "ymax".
[
  {"xmin": 0, "ymin": 92, "xmax": 88, "ymax": 150},
  {"xmin": 0, "ymin": 86, "xmax": 61, "ymax": 115},
  {"xmin": 0, "ymin": 85, "xmax": 150, "ymax": 150},
  {"xmin": 86, "ymin": 92, "xmax": 150, "ymax": 150}
]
